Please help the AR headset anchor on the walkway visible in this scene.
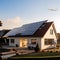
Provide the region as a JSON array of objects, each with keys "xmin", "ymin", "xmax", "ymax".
[{"xmin": 0, "ymin": 46, "xmax": 35, "ymax": 59}]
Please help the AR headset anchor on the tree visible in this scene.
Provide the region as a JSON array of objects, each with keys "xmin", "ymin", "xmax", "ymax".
[
  {"xmin": 34, "ymin": 43, "xmax": 40, "ymax": 52},
  {"xmin": 0, "ymin": 21, "xmax": 2, "ymax": 26},
  {"xmin": 0, "ymin": 21, "xmax": 2, "ymax": 48}
]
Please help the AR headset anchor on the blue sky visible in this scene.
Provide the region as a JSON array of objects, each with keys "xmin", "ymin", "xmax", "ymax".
[{"xmin": 0, "ymin": 0, "xmax": 60, "ymax": 32}]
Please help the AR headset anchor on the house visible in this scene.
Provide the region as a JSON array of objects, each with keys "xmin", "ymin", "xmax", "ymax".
[
  {"xmin": 0, "ymin": 29, "xmax": 10, "ymax": 45},
  {"xmin": 4, "ymin": 20, "xmax": 57, "ymax": 50}
]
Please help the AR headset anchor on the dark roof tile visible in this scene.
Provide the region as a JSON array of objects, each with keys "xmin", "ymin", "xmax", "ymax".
[{"xmin": 33, "ymin": 22, "xmax": 53, "ymax": 37}]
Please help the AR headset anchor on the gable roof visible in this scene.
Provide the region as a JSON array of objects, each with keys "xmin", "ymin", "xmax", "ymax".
[
  {"xmin": 4, "ymin": 20, "xmax": 54, "ymax": 37},
  {"xmin": 33, "ymin": 22, "xmax": 53, "ymax": 37},
  {"xmin": 4, "ymin": 20, "xmax": 47, "ymax": 37},
  {"xmin": 15, "ymin": 22, "xmax": 53, "ymax": 37}
]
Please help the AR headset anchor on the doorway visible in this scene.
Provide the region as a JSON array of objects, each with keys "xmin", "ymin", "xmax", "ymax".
[{"xmin": 20, "ymin": 39, "xmax": 28, "ymax": 48}]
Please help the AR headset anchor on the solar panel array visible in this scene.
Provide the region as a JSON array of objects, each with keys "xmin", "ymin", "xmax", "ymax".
[{"xmin": 4, "ymin": 20, "xmax": 47, "ymax": 37}]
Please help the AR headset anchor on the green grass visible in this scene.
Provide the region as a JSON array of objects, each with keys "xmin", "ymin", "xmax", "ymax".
[
  {"xmin": 7, "ymin": 52, "xmax": 60, "ymax": 59},
  {"xmin": 9, "ymin": 56, "xmax": 60, "ymax": 58}
]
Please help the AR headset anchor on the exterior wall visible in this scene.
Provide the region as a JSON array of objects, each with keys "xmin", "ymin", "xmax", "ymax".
[
  {"xmin": 8, "ymin": 37, "xmax": 41, "ymax": 48},
  {"xmin": 8, "ymin": 37, "xmax": 20, "ymax": 47},
  {"xmin": 41, "ymin": 24, "xmax": 57, "ymax": 50},
  {"xmin": 20, "ymin": 37, "xmax": 41, "ymax": 49}
]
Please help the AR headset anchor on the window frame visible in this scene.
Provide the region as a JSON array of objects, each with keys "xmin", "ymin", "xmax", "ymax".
[
  {"xmin": 31, "ymin": 39, "xmax": 36, "ymax": 44},
  {"xmin": 44, "ymin": 39, "xmax": 54, "ymax": 45},
  {"xmin": 11, "ymin": 39, "xmax": 14, "ymax": 43},
  {"xmin": 50, "ymin": 29, "xmax": 53, "ymax": 35}
]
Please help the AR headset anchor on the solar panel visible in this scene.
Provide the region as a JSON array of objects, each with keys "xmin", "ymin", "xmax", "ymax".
[{"xmin": 4, "ymin": 20, "xmax": 47, "ymax": 37}]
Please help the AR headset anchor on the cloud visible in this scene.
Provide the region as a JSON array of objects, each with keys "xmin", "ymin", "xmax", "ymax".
[{"xmin": 0, "ymin": 17, "xmax": 22, "ymax": 30}]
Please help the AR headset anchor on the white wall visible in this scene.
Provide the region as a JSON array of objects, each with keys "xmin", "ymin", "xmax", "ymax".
[
  {"xmin": 8, "ymin": 37, "xmax": 41, "ymax": 48},
  {"xmin": 8, "ymin": 37, "xmax": 20, "ymax": 47},
  {"xmin": 20, "ymin": 37, "xmax": 41, "ymax": 48},
  {"xmin": 41, "ymin": 24, "xmax": 57, "ymax": 50}
]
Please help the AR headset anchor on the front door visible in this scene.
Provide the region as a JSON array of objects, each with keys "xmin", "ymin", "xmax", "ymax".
[{"xmin": 20, "ymin": 39, "xmax": 27, "ymax": 48}]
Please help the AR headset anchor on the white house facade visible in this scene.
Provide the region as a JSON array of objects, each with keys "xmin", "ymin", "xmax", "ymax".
[
  {"xmin": 41, "ymin": 23, "xmax": 57, "ymax": 49},
  {"xmin": 4, "ymin": 20, "xmax": 57, "ymax": 50},
  {"xmin": 7, "ymin": 37, "xmax": 41, "ymax": 49}
]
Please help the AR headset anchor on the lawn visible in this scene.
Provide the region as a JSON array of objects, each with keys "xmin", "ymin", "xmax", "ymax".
[{"xmin": 7, "ymin": 51, "xmax": 60, "ymax": 60}]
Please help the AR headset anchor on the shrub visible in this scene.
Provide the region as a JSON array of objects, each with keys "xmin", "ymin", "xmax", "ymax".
[
  {"xmin": 34, "ymin": 44, "xmax": 40, "ymax": 52},
  {"xmin": 13, "ymin": 49, "xmax": 16, "ymax": 51},
  {"xmin": 41, "ymin": 50, "xmax": 45, "ymax": 52}
]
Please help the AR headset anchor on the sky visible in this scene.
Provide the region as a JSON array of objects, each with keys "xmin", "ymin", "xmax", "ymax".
[{"xmin": 0, "ymin": 0, "xmax": 60, "ymax": 33}]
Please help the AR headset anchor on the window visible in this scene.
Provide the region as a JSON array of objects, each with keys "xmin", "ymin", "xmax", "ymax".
[
  {"xmin": 11, "ymin": 39, "xmax": 14, "ymax": 43},
  {"xmin": 45, "ymin": 39, "xmax": 54, "ymax": 45},
  {"xmin": 50, "ymin": 29, "xmax": 53, "ymax": 35},
  {"xmin": 31, "ymin": 39, "xmax": 36, "ymax": 44}
]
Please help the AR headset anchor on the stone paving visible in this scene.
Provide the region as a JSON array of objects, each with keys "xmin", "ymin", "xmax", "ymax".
[{"xmin": 0, "ymin": 45, "xmax": 35, "ymax": 59}]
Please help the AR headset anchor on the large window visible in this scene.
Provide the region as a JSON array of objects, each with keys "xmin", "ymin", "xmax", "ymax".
[
  {"xmin": 50, "ymin": 29, "xmax": 53, "ymax": 35},
  {"xmin": 31, "ymin": 39, "xmax": 36, "ymax": 44},
  {"xmin": 45, "ymin": 39, "xmax": 54, "ymax": 45},
  {"xmin": 11, "ymin": 39, "xmax": 14, "ymax": 43}
]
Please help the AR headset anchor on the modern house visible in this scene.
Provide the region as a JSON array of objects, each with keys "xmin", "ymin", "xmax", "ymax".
[{"xmin": 4, "ymin": 20, "xmax": 57, "ymax": 50}]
